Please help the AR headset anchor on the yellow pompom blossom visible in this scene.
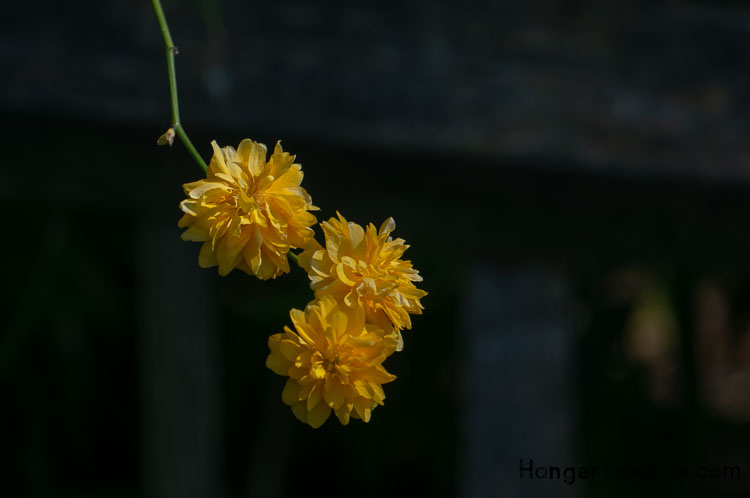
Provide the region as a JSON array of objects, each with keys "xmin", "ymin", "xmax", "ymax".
[
  {"xmin": 178, "ymin": 139, "xmax": 318, "ymax": 279},
  {"xmin": 298, "ymin": 213, "xmax": 427, "ymax": 337},
  {"xmin": 266, "ymin": 295, "xmax": 399, "ymax": 428}
]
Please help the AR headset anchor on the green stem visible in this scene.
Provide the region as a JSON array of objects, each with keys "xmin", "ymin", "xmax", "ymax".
[
  {"xmin": 288, "ymin": 251, "xmax": 299, "ymax": 265},
  {"xmin": 151, "ymin": 0, "xmax": 208, "ymax": 173}
]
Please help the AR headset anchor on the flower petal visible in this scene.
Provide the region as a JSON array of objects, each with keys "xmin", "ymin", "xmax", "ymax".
[{"xmin": 307, "ymin": 400, "xmax": 332, "ymax": 428}]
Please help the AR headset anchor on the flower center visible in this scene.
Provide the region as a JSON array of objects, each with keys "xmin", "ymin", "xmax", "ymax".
[
  {"xmin": 235, "ymin": 189, "xmax": 264, "ymax": 214},
  {"xmin": 352, "ymin": 262, "xmax": 393, "ymax": 300},
  {"xmin": 324, "ymin": 357, "xmax": 339, "ymax": 373}
]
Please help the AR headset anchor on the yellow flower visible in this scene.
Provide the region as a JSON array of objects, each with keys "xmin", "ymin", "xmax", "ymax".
[
  {"xmin": 298, "ymin": 213, "xmax": 426, "ymax": 335},
  {"xmin": 266, "ymin": 295, "xmax": 399, "ymax": 428},
  {"xmin": 178, "ymin": 139, "xmax": 318, "ymax": 279}
]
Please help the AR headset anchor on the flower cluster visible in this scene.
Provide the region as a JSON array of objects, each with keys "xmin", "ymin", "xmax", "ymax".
[
  {"xmin": 269, "ymin": 213, "xmax": 427, "ymax": 427},
  {"xmin": 179, "ymin": 139, "xmax": 318, "ymax": 279},
  {"xmin": 266, "ymin": 295, "xmax": 399, "ymax": 428},
  {"xmin": 179, "ymin": 139, "xmax": 426, "ymax": 428},
  {"xmin": 299, "ymin": 212, "xmax": 427, "ymax": 347}
]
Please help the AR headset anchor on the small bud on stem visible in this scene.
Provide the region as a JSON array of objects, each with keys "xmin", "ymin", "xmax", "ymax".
[{"xmin": 157, "ymin": 127, "xmax": 176, "ymax": 146}]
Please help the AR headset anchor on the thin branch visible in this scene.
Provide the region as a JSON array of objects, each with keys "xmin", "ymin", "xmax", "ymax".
[{"xmin": 151, "ymin": 0, "xmax": 208, "ymax": 173}]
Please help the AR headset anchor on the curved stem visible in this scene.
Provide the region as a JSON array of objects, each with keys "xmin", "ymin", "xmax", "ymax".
[
  {"xmin": 151, "ymin": 0, "xmax": 208, "ymax": 173},
  {"xmin": 174, "ymin": 125, "xmax": 206, "ymax": 171}
]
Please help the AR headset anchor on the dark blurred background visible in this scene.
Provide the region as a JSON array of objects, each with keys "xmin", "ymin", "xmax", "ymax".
[{"xmin": 2, "ymin": 0, "xmax": 750, "ymax": 497}]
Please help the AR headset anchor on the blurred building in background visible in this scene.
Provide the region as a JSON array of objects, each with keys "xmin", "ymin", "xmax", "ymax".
[{"xmin": 2, "ymin": 1, "xmax": 750, "ymax": 497}]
